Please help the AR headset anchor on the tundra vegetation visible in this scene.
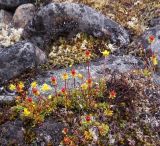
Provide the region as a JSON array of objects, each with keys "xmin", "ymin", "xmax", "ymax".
[{"xmin": 0, "ymin": 0, "xmax": 159, "ymax": 145}]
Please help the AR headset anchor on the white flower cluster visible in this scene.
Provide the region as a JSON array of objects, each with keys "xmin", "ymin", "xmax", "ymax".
[
  {"xmin": 127, "ymin": 17, "xmax": 138, "ymax": 28},
  {"xmin": 0, "ymin": 24, "xmax": 23, "ymax": 47}
]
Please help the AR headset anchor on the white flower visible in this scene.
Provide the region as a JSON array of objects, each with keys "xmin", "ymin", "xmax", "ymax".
[
  {"xmin": 0, "ymin": 24, "xmax": 23, "ymax": 47},
  {"xmin": 76, "ymin": 33, "xmax": 81, "ymax": 38},
  {"xmin": 140, "ymin": 25, "xmax": 149, "ymax": 31},
  {"xmin": 2, "ymin": 29, "xmax": 8, "ymax": 37},
  {"xmin": 89, "ymin": 127, "xmax": 99, "ymax": 142},
  {"xmin": 81, "ymin": 39, "xmax": 88, "ymax": 49},
  {"xmin": 105, "ymin": 43, "xmax": 117, "ymax": 52},
  {"xmin": 127, "ymin": 21, "xmax": 135, "ymax": 28},
  {"xmin": 108, "ymin": 134, "xmax": 115, "ymax": 144},
  {"xmin": 134, "ymin": 0, "xmax": 142, "ymax": 5},
  {"xmin": 127, "ymin": 17, "xmax": 138, "ymax": 28},
  {"xmin": 131, "ymin": 17, "xmax": 138, "ymax": 23}
]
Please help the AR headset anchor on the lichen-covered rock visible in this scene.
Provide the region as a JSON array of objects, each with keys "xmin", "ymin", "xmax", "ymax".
[
  {"xmin": 0, "ymin": 9, "xmax": 12, "ymax": 27},
  {"xmin": 0, "ymin": 41, "xmax": 47, "ymax": 83},
  {"xmin": 0, "ymin": 120, "xmax": 24, "ymax": 145},
  {"xmin": 0, "ymin": 95, "xmax": 15, "ymax": 106},
  {"xmin": 28, "ymin": 55, "xmax": 143, "ymax": 95},
  {"xmin": 13, "ymin": 3, "xmax": 36, "ymax": 28},
  {"xmin": 0, "ymin": 0, "xmax": 35, "ymax": 10},
  {"xmin": 150, "ymin": 17, "xmax": 160, "ymax": 27},
  {"xmin": 0, "ymin": 118, "xmax": 64, "ymax": 145},
  {"xmin": 22, "ymin": 2, "xmax": 130, "ymax": 50},
  {"xmin": 34, "ymin": 118, "xmax": 64, "ymax": 145},
  {"xmin": 141, "ymin": 25, "xmax": 160, "ymax": 69}
]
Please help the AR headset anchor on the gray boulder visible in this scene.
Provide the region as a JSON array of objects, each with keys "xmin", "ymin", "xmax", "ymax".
[
  {"xmin": 0, "ymin": 0, "xmax": 35, "ymax": 9},
  {"xmin": 13, "ymin": 3, "xmax": 36, "ymax": 28},
  {"xmin": 0, "ymin": 41, "xmax": 46, "ymax": 83},
  {"xmin": 22, "ymin": 2, "xmax": 130, "ymax": 50}
]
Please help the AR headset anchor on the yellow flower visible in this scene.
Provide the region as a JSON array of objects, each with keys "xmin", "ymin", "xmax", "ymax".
[
  {"xmin": 104, "ymin": 109, "xmax": 113, "ymax": 116},
  {"xmin": 15, "ymin": 82, "xmax": 24, "ymax": 92},
  {"xmin": 41, "ymin": 83, "xmax": 51, "ymax": 92},
  {"xmin": 23, "ymin": 108, "xmax": 30, "ymax": 116},
  {"xmin": 69, "ymin": 64, "xmax": 73, "ymax": 67},
  {"xmin": 32, "ymin": 102, "xmax": 35, "ymax": 107},
  {"xmin": 62, "ymin": 72, "xmax": 69, "ymax": 80},
  {"xmin": 78, "ymin": 73, "xmax": 83, "ymax": 79},
  {"xmin": 18, "ymin": 81, "xmax": 24, "ymax": 89},
  {"xmin": 81, "ymin": 83, "xmax": 88, "ymax": 90},
  {"xmin": 31, "ymin": 81, "xmax": 37, "ymax": 88},
  {"xmin": 98, "ymin": 124, "xmax": 109, "ymax": 136},
  {"xmin": 66, "ymin": 99, "xmax": 72, "ymax": 107},
  {"xmin": 102, "ymin": 50, "xmax": 110, "ymax": 57},
  {"xmin": 9, "ymin": 84, "xmax": 16, "ymax": 91},
  {"xmin": 151, "ymin": 55, "xmax": 158, "ymax": 65},
  {"xmin": 143, "ymin": 69, "xmax": 151, "ymax": 77},
  {"xmin": 48, "ymin": 95, "xmax": 52, "ymax": 99},
  {"xmin": 84, "ymin": 131, "xmax": 93, "ymax": 140}
]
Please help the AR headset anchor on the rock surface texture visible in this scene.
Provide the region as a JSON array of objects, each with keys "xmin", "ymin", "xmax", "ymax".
[
  {"xmin": 0, "ymin": 9, "xmax": 12, "ymax": 26},
  {"xmin": 34, "ymin": 118, "xmax": 64, "ymax": 145},
  {"xmin": 13, "ymin": 3, "xmax": 36, "ymax": 28},
  {"xmin": 0, "ymin": 118, "xmax": 64, "ymax": 145},
  {"xmin": 0, "ymin": 120, "xmax": 24, "ymax": 145},
  {"xmin": 141, "ymin": 25, "xmax": 160, "ymax": 53},
  {"xmin": 0, "ymin": 55, "xmax": 142, "ymax": 104},
  {"xmin": 22, "ymin": 2, "xmax": 130, "ymax": 50},
  {"xmin": 0, "ymin": 0, "xmax": 35, "ymax": 9},
  {"xmin": 150, "ymin": 17, "xmax": 160, "ymax": 27},
  {"xmin": 29, "ymin": 55, "xmax": 143, "ymax": 94},
  {"xmin": 141, "ymin": 23, "xmax": 160, "ymax": 70},
  {"xmin": 130, "ymin": 17, "xmax": 160, "ymax": 72},
  {"xmin": 0, "ymin": 41, "xmax": 46, "ymax": 83}
]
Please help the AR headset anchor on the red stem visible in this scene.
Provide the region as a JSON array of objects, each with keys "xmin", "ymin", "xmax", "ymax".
[
  {"xmin": 65, "ymin": 80, "xmax": 67, "ymax": 90},
  {"xmin": 74, "ymin": 78, "xmax": 76, "ymax": 88},
  {"xmin": 87, "ymin": 61, "xmax": 90, "ymax": 78},
  {"xmin": 54, "ymin": 85, "xmax": 57, "ymax": 96}
]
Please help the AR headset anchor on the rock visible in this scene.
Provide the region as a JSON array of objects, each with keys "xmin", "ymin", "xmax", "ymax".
[
  {"xmin": 0, "ymin": 41, "xmax": 47, "ymax": 83},
  {"xmin": 0, "ymin": 84, "xmax": 16, "ymax": 106},
  {"xmin": 0, "ymin": 9, "xmax": 12, "ymax": 27},
  {"xmin": 22, "ymin": 2, "xmax": 130, "ymax": 50},
  {"xmin": 34, "ymin": 118, "xmax": 64, "ymax": 145},
  {"xmin": 0, "ymin": 95, "xmax": 15, "ymax": 106},
  {"xmin": 28, "ymin": 55, "xmax": 143, "ymax": 96},
  {"xmin": 0, "ymin": 118, "xmax": 64, "ymax": 145},
  {"xmin": 0, "ymin": 0, "xmax": 35, "ymax": 10},
  {"xmin": 13, "ymin": 3, "xmax": 36, "ymax": 28},
  {"xmin": 150, "ymin": 17, "xmax": 160, "ymax": 27},
  {"xmin": 141, "ymin": 25, "xmax": 160, "ymax": 68},
  {"xmin": 0, "ymin": 120, "xmax": 24, "ymax": 145}
]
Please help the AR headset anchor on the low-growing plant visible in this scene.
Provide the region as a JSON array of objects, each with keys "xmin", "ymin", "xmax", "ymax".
[
  {"xmin": 10, "ymin": 50, "xmax": 114, "ymax": 127},
  {"xmin": 8, "ymin": 43, "xmax": 159, "ymax": 145}
]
